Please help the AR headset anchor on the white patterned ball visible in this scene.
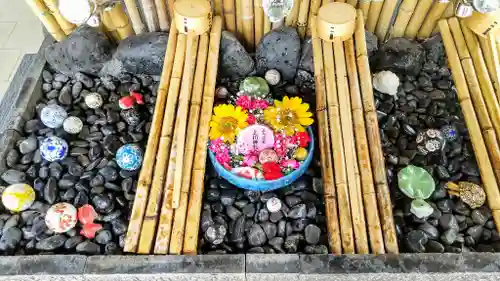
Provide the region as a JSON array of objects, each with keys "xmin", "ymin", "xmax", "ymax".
[
  {"xmin": 2, "ymin": 184, "xmax": 35, "ymax": 212},
  {"xmin": 265, "ymin": 69, "xmax": 281, "ymax": 86},
  {"xmin": 45, "ymin": 203, "xmax": 77, "ymax": 233},
  {"xmin": 40, "ymin": 104, "xmax": 68, "ymax": 129},
  {"xmin": 63, "ymin": 116, "xmax": 83, "ymax": 134},
  {"xmin": 85, "ymin": 92, "xmax": 103, "ymax": 109}
]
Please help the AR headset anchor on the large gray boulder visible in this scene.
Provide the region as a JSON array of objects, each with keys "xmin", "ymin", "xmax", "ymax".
[
  {"xmin": 365, "ymin": 30, "xmax": 378, "ymax": 58},
  {"xmin": 372, "ymin": 37, "xmax": 425, "ymax": 75},
  {"xmin": 299, "ymin": 37, "xmax": 313, "ymax": 74},
  {"xmin": 219, "ymin": 31, "xmax": 255, "ymax": 80},
  {"xmin": 45, "ymin": 25, "xmax": 113, "ymax": 76},
  {"xmin": 256, "ymin": 27, "xmax": 301, "ymax": 82},
  {"xmin": 100, "ymin": 32, "xmax": 169, "ymax": 77}
]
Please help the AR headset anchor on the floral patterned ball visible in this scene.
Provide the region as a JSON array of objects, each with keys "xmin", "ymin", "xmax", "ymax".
[
  {"xmin": 40, "ymin": 104, "xmax": 68, "ymax": 128},
  {"xmin": 416, "ymin": 129, "xmax": 446, "ymax": 155},
  {"xmin": 40, "ymin": 136, "xmax": 69, "ymax": 162},
  {"xmin": 116, "ymin": 144, "xmax": 143, "ymax": 171},
  {"xmin": 441, "ymin": 124, "xmax": 458, "ymax": 141},
  {"xmin": 63, "ymin": 116, "xmax": 83, "ymax": 134},
  {"xmin": 2, "ymin": 184, "xmax": 35, "ymax": 212},
  {"xmin": 85, "ymin": 92, "xmax": 103, "ymax": 109},
  {"xmin": 45, "ymin": 202, "xmax": 77, "ymax": 233}
]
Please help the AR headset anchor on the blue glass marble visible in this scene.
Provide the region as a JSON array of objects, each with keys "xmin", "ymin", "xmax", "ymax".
[
  {"xmin": 116, "ymin": 144, "xmax": 143, "ymax": 171},
  {"xmin": 40, "ymin": 136, "xmax": 68, "ymax": 162},
  {"xmin": 441, "ymin": 125, "xmax": 458, "ymax": 141}
]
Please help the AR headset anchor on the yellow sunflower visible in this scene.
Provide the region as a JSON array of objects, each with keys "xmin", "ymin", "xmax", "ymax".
[
  {"xmin": 209, "ymin": 104, "xmax": 249, "ymax": 143},
  {"xmin": 264, "ymin": 96, "xmax": 313, "ymax": 136}
]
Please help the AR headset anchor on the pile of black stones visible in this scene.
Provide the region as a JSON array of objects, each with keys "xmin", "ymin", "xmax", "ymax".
[
  {"xmin": 372, "ymin": 36, "xmax": 499, "ymax": 253},
  {"xmin": 0, "ymin": 68, "xmax": 158, "ymax": 255}
]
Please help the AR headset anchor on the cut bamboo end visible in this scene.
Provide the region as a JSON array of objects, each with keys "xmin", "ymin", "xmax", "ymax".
[
  {"xmin": 417, "ymin": 1, "xmax": 449, "ymax": 40},
  {"xmin": 366, "ymin": 0, "xmax": 383, "ymax": 33},
  {"xmin": 390, "ymin": 0, "xmax": 418, "ymax": 38},
  {"xmin": 105, "ymin": 2, "xmax": 135, "ymax": 40},
  {"xmin": 101, "ymin": 10, "xmax": 121, "ymax": 43},
  {"xmin": 155, "ymin": 0, "xmax": 170, "ymax": 31},
  {"xmin": 42, "ymin": 0, "xmax": 76, "ymax": 35},
  {"xmin": 174, "ymin": 0, "xmax": 212, "ymax": 35},
  {"xmin": 123, "ymin": 0, "xmax": 147, "ymax": 34},
  {"xmin": 375, "ymin": 0, "xmax": 398, "ymax": 41},
  {"xmin": 297, "ymin": 0, "xmax": 311, "ymax": 39},
  {"xmin": 404, "ymin": 0, "xmax": 433, "ymax": 39},
  {"xmin": 25, "ymin": 0, "xmax": 67, "ymax": 41},
  {"xmin": 242, "ymin": 0, "xmax": 255, "ymax": 50},
  {"xmin": 316, "ymin": 2, "xmax": 356, "ymax": 42},
  {"xmin": 223, "ymin": 0, "xmax": 237, "ymax": 33}
]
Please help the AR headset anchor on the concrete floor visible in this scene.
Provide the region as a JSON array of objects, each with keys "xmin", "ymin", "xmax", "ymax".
[{"xmin": 0, "ymin": 0, "xmax": 45, "ymax": 100}]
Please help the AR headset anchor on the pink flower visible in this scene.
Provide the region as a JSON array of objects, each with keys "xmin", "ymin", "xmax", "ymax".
[
  {"xmin": 243, "ymin": 154, "xmax": 258, "ymax": 167},
  {"xmin": 247, "ymin": 114, "xmax": 256, "ymax": 125},
  {"xmin": 274, "ymin": 134, "xmax": 287, "ymax": 157},
  {"xmin": 236, "ymin": 95, "xmax": 253, "ymax": 110},
  {"xmin": 281, "ymin": 159, "xmax": 300, "ymax": 169},
  {"xmin": 216, "ymin": 150, "xmax": 231, "ymax": 168},
  {"xmin": 252, "ymin": 99, "xmax": 269, "ymax": 109},
  {"xmin": 210, "ymin": 138, "xmax": 226, "ymax": 154}
]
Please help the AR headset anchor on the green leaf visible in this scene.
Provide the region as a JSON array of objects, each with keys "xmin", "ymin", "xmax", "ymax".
[{"xmin": 397, "ymin": 165, "xmax": 435, "ymax": 199}]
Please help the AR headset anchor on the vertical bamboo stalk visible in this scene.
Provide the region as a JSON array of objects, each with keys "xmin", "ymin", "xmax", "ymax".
[
  {"xmin": 297, "ymin": 0, "xmax": 311, "ymax": 38},
  {"xmin": 141, "ymin": 0, "xmax": 159, "ymax": 32},
  {"xmin": 489, "ymin": 35, "xmax": 500, "ymax": 97},
  {"xmin": 355, "ymin": 10, "xmax": 398, "ymax": 254},
  {"xmin": 236, "ymin": 0, "xmax": 245, "ymax": 39},
  {"xmin": 242, "ymin": 0, "xmax": 255, "ymax": 50},
  {"xmin": 439, "ymin": 19, "xmax": 500, "ymax": 233},
  {"xmin": 155, "ymin": 0, "xmax": 170, "ymax": 31},
  {"xmin": 25, "ymin": 0, "xmax": 66, "ymax": 41},
  {"xmin": 307, "ymin": 0, "xmax": 322, "ymax": 36},
  {"xmin": 311, "ymin": 17, "xmax": 342, "ymax": 254},
  {"xmin": 101, "ymin": 9, "xmax": 120, "ymax": 43},
  {"xmin": 479, "ymin": 36, "xmax": 500, "ymax": 97},
  {"xmin": 286, "ymin": 0, "xmax": 300, "ymax": 27},
  {"xmin": 124, "ymin": 25, "xmax": 179, "ymax": 253},
  {"xmin": 106, "ymin": 2, "xmax": 135, "ymax": 40},
  {"xmin": 168, "ymin": 0, "xmax": 176, "ymax": 24},
  {"xmin": 442, "ymin": 1, "xmax": 455, "ymax": 18},
  {"xmin": 169, "ymin": 33, "xmax": 209, "ymax": 255},
  {"xmin": 347, "ymin": 0, "xmax": 358, "ymax": 7},
  {"xmin": 42, "ymin": 0, "xmax": 76, "ymax": 35},
  {"xmin": 390, "ymin": 0, "xmax": 418, "ymax": 38},
  {"xmin": 224, "ymin": 0, "xmax": 237, "ymax": 33},
  {"xmin": 264, "ymin": 15, "xmax": 271, "ymax": 34},
  {"xmin": 183, "ymin": 17, "xmax": 223, "ymax": 255},
  {"xmin": 124, "ymin": 0, "xmax": 147, "ymax": 34},
  {"xmin": 417, "ymin": 1, "xmax": 449, "ymax": 40},
  {"xmin": 359, "ymin": 0, "xmax": 371, "ymax": 21},
  {"xmin": 345, "ymin": 35, "xmax": 385, "ymax": 254},
  {"xmin": 366, "ymin": 0, "xmax": 383, "ymax": 33},
  {"xmin": 404, "ymin": 0, "xmax": 432, "ymax": 39},
  {"xmin": 375, "ymin": 0, "xmax": 397, "ymax": 40},
  {"xmin": 254, "ymin": 0, "xmax": 264, "ymax": 47},
  {"xmin": 214, "ymin": 0, "xmax": 223, "ymax": 16}
]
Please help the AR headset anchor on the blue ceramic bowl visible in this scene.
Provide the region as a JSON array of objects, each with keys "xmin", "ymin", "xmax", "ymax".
[{"xmin": 209, "ymin": 127, "xmax": 315, "ymax": 192}]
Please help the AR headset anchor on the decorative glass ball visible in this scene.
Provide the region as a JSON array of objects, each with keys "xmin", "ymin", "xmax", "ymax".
[
  {"xmin": 85, "ymin": 92, "xmax": 103, "ymax": 109},
  {"xmin": 239, "ymin": 77, "xmax": 270, "ymax": 98},
  {"xmin": 40, "ymin": 104, "xmax": 68, "ymax": 128},
  {"xmin": 120, "ymin": 109, "xmax": 141, "ymax": 126},
  {"xmin": 265, "ymin": 69, "xmax": 281, "ymax": 86},
  {"xmin": 441, "ymin": 124, "xmax": 458, "ymax": 141},
  {"xmin": 116, "ymin": 144, "xmax": 143, "ymax": 171},
  {"xmin": 45, "ymin": 202, "xmax": 77, "ymax": 233},
  {"xmin": 2, "ymin": 184, "xmax": 35, "ymax": 212},
  {"xmin": 416, "ymin": 129, "xmax": 446, "ymax": 155},
  {"xmin": 40, "ymin": 136, "xmax": 69, "ymax": 162},
  {"xmin": 204, "ymin": 224, "xmax": 227, "ymax": 245},
  {"xmin": 63, "ymin": 116, "xmax": 83, "ymax": 134}
]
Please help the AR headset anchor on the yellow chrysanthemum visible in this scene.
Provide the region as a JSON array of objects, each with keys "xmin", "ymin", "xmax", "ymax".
[
  {"xmin": 263, "ymin": 96, "xmax": 313, "ymax": 136},
  {"xmin": 209, "ymin": 104, "xmax": 248, "ymax": 143}
]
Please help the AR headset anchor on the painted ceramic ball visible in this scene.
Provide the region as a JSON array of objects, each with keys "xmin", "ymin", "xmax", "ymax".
[
  {"xmin": 2, "ymin": 184, "xmax": 35, "ymax": 212},
  {"xmin": 45, "ymin": 202, "xmax": 78, "ymax": 233},
  {"xmin": 85, "ymin": 92, "xmax": 103, "ymax": 109},
  {"xmin": 40, "ymin": 136, "xmax": 69, "ymax": 162},
  {"xmin": 63, "ymin": 116, "xmax": 83, "ymax": 134},
  {"xmin": 40, "ymin": 104, "xmax": 68, "ymax": 128},
  {"xmin": 116, "ymin": 144, "xmax": 143, "ymax": 171},
  {"xmin": 265, "ymin": 69, "xmax": 281, "ymax": 86},
  {"xmin": 416, "ymin": 129, "xmax": 445, "ymax": 155},
  {"xmin": 441, "ymin": 124, "xmax": 459, "ymax": 141},
  {"xmin": 120, "ymin": 109, "xmax": 141, "ymax": 126}
]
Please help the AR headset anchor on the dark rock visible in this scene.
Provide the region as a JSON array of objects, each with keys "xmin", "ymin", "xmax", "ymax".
[
  {"xmin": 268, "ymin": 237, "xmax": 284, "ymax": 251},
  {"xmin": 19, "ymin": 137, "xmax": 37, "ymax": 154},
  {"xmin": 99, "ymin": 166, "xmax": 118, "ymax": 182},
  {"xmin": 270, "ymin": 210, "xmax": 284, "ymax": 223},
  {"xmin": 284, "ymin": 234, "xmax": 301, "ymax": 253},
  {"xmin": 102, "ymin": 210, "xmax": 121, "ymax": 222},
  {"xmin": 95, "ymin": 230, "xmax": 113, "ymax": 244},
  {"xmin": 285, "ymin": 195, "xmax": 302, "ymax": 207},
  {"xmin": 292, "ymin": 218, "xmax": 308, "ymax": 232},
  {"xmin": 219, "ymin": 31, "xmax": 255, "ymax": 80},
  {"xmin": 437, "ymin": 199, "xmax": 453, "ymax": 213},
  {"xmin": 226, "ymin": 205, "xmax": 242, "ymax": 220},
  {"xmin": 58, "ymin": 84, "xmax": 72, "ymax": 105},
  {"xmin": 76, "ymin": 241, "xmax": 101, "ymax": 254},
  {"xmin": 65, "ymin": 236, "xmax": 83, "ymax": 249},
  {"xmin": 373, "ymin": 37, "xmax": 425, "ymax": 75},
  {"xmin": 467, "ymin": 225, "xmax": 484, "ymax": 241},
  {"xmin": 453, "ymin": 200, "xmax": 471, "ymax": 216},
  {"xmin": 220, "ymin": 189, "xmax": 237, "ymax": 206},
  {"xmin": 3, "ymin": 215, "xmax": 19, "ymax": 232},
  {"xmin": 298, "ymin": 38, "xmax": 313, "ymax": 73},
  {"xmin": 419, "ymin": 222, "xmax": 440, "ymax": 240},
  {"xmin": 44, "ymin": 177, "xmax": 58, "ymax": 204},
  {"xmin": 441, "ymin": 228, "xmax": 458, "ymax": 245},
  {"xmin": 1, "ymin": 169, "xmax": 26, "ymax": 184},
  {"xmin": 6, "ymin": 150, "xmax": 19, "ymax": 167},
  {"xmin": 92, "ymin": 194, "xmax": 114, "ymax": 214},
  {"xmin": 36, "ymin": 234, "xmax": 66, "ymax": 251},
  {"xmin": 472, "ymin": 208, "xmax": 491, "ymax": 225},
  {"xmin": 257, "ymin": 208, "xmax": 270, "ymax": 222},
  {"xmin": 305, "ymin": 224, "xmax": 321, "ymax": 245},
  {"xmin": 365, "ymin": 30, "xmax": 378, "ymax": 58},
  {"xmin": 231, "ymin": 216, "xmax": 245, "ymax": 243},
  {"xmin": 304, "ymin": 244, "xmax": 329, "ymax": 254},
  {"xmin": 404, "ymin": 230, "xmax": 428, "ymax": 253},
  {"xmin": 248, "ymin": 224, "xmax": 267, "ymax": 246},
  {"xmin": 287, "ymin": 203, "xmax": 307, "ymax": 219},
  {"xmin": 0, "ymin": 227, "xmax": 22, "ymax": 251},
  {"xmin": 104, "ymin": 242, "xmax": 119, "ymax": 254},
  {"xmin": 439, "ymin": 214, "xmax": 458, "ymax": 230},
  {"xmin": 242, "ymin": 203, "xmax": 256, "ymax": 217},
  {"xmin": 111, "ymin": 219, "xmax": 127, "ymax": 236},
  {"xmin": 426, "ymin": 240, "xmax": 445, "ymax": 253}
]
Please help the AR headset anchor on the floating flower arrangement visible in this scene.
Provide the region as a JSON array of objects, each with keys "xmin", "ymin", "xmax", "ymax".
[{"xmin": 209, "ymin": 81, "xmax": 314, "ymax": 182}]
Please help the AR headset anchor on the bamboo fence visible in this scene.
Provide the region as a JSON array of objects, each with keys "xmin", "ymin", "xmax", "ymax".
[
  {"xmin": 104, "ymin": 2, "xmax": 135, "ymax": 40},
  {"xmin": 25, "ymin": 0, "xmax": 67, "ymax": 41},
  {"xmin": 124, "ymin": 0, "xmax": 147, "ymax": 34},
  {"xmin": 42, "ymin": 0, "xmax": 76, "ymax": 35},
  {"xmin": 375, "ymin": 0, "xmax": 397, "ymax": 40},
  {"xmin": 141, "ymin": 0, "xmax": 159, "ymax": 32},
  {"xmin": 155, "ymin": 0, "xmax": 170, "ymax": 31}
]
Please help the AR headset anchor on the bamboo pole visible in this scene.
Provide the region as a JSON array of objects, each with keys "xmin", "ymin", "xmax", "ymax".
[
  {"xmin": 366, "ymin": 0, "xmax": 383, "ymax": 34},
  {"xmin": 355, "ymin": 10, "xmax": 398, "ymax": 254},
  {"xmin": 264, "ymin": 15, "xmax": 271, "ymax": 34},
  {"xmin": 42, "ymin": 0, "xmax": 76, "ymax": 35},
  {"xmin": 359, "ymin": 0, "xmax": 371, "ymax": 21},
  {"xmin": 25, "ymin": 0, "xmax": 66, "ymax": 41},
  {"xmin": 141, "ymin": 0, "xmax": 159, "ymax": 32},
  {"xmin": 442, "ymin": 1, "xmax": 455, "ymax": 18},
  {"xmin": 123, "ymin": 0, "xmax": 147, "ymax": 34},
  {"xmin": 345, "ymin": 35, "xmax": 385, "ymax": 254},
  {"xmin": 460, "ymin": 20, "xmax": 500, "ymax": 160},
  {"xmin": 347, "ymin": 0, "xmax": 358, "ymax": 7},
  {"xmin": 307, "ymin": 0, "xmax": 322, "ymax": 36},
  {"xmin": 224, "ymin": 0, "xmax": 236, "ymax": 33},
  {"xmin": 155, "ymin": 0, "xmax": 170, "ymax": 31},
  {"xmin": 448, "ymin": 18, "xmax": 500, "ymax": 194},
  {"xmin": 168, "ymin": 0, "xmax": 175, "ymax": 24},
  {"xmin": 286, "ymin": 0, "xmax": 300, "ymax": 27},
  {"xmin": 439, "ymin": 19, "xmax": 500, "ymax": 233},
  {"xmin": 479, "ymin": 36, "xmax": 500, "ymax": 97},
  {"xmin": 390, "ymin": 0, "xmax": 418, "ymax": 38},
  {"xmin": 124, "ymin": 24, "xmax": 179, "ymax": 253},
  {"xmin": 489, "ymin": 35, "xmax": 500, "ymax": 97},
  {"xmin": 214, "ymin": 0, "xmax": 223, "ymax": 16},
  {"xmin": 375, "ymin": 0, "xmax": 398, "ymax": 40},
  {"xmin": 106, "ymin": 2, "xmax": 135, "ymax": 40},
  {"xmin": 183, "ymin": 16, "xmax": 223, "ymax": 255},
  {"xmin": 169, "ymin": 33, "xmax": 209, "ymax": 255},
  {"xmin": 101, "ymin": 9, "xmax": 121, "ymax": 43},
  {"xmin": 254, "ymin": 0, "xmax": 264, "ymax": 47},
  {"xmin": 297, "ymin": 0, "xmax": 311, "ymax": 38},
  {"xmin": 404, "ymin": 0, "xmax": 432, "ymax": 39},
  {"xmin": 236, "ymin": 0, "xmax": 244, "ymax": 40},
  {"xmin": 311, "ymin": 17, "xmax": 342, "ymax": 254},
  {"xmin": 417, "ymin": 1, "xmax": 449, "ymax": 40},
  {"xmin": 242, "ymin": 0, "xmax": 255, "ymax": 50}
]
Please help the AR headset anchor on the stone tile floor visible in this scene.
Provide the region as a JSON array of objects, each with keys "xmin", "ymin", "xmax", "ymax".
[{"xmin": 0, "ymin": 0, "xmax": 45, "ymax": 101}]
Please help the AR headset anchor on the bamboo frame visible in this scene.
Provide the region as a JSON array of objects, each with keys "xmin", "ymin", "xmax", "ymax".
[
  {"xmin": 307, "ymin": 0, "xmax": 322, "ymax": 36},
  {"xmin": 106, "ymin": 2, "xmax": 135, "ymax": 40},
  {"xmin": 124, "ymin": 0, "xmax": 147, "ymax": 34},
  {"xmin": 168, "ymin": 0, "xmax": 175, "ymax": 24},
  {"xmin": 359, "ymin": 1, "xmax": 371, "ymax": 21},
  {"xmin": 183, "ymin": 16, "xmax": 223, "ymax": 254},
  {"xmin": 417, "ymin": 1, "xmax": 449, "ymax": 40},
  {"xmin": 479, "ymin": 36, "xmax": 500, "ymax": 98},
  {"xmin": 366, "ymin": 0, "xmax": 383, "ymax": 34},
  {"xmin": 322, "ymin": 40, "xmax": 355, "ymax": 254},
  {"xmin": 242, "ymin": 0, "xmax": 255, "ymax": 50},
  {"xmin": 390, "ymin": 0, "xmax": 418, "ymax": 38},
  {"xmin": 355, "ymin": 10, "xmax": 398, "ymax": 254},
  {"xmin": 264, "ymin": 16, "xmax": 271, "ymax": 34},
  {"xmin": 311, "ymin": 17, "xmax": 342, "ymax": 254},
  {"xmin": 141, "ymin": 0, "xmax": 159, "ymax": 32},
  {"xmin": 286, "ymin": 0, "xmax": 300, "ymax": 27},
  {"xmin": 124, "ymin": 23, "xmax": 179, "ymax": 253},
  {"xmin": 345, "ymin": 34, "xmax": 385, "ymax": 254},
  {"xmin": 42, "ymin": 0, "xmax": 76, "ymax": 35},
  {"xmin": 101, "ymin": 9, "xmax": 121, "ymax": 43},
  {"xmin": 375, "ymin": 0, "xmax": 397, "ymax": 40},
  {"xmin": 254, "ymin": 0, "xmax": 264, "ymax": 47},
  {"xmin": 439, "ymin": 19, "xmax": 500, "ymax": 233},
  {"xmin": 236, "ymin": 0, "xmax": 244, "ymax": 39},
  {"xmin": 347, "ymin": 0, "xmax": 358, "ymax": 7},
  {"xmin": 404, "ymin": 0, "xmax": 432, "ymax": 39},
  {"xmin": 297, "ymin": 0, "xmax": 311, "ymax": 38},
  {"xmin": 214, "ymin": 0, "xmax": 223, "ymax": 17},
  {"xmin": 25, "ymin": 0, "xmax": 66, "ymax": 41},
  {"xmin": 448, "ymin": 18, "xmax": 500, "ymax": 183},
  {"xmin": 155, "ymin": 0, "xmax": 170, "ymax": 31},
  {"xmin": 223, "ymin": 0, "xmax": 237, "ymax": 33},
  {"xmin": 489, "ymin": 35, "xmax": 500, "ymax": 97}
]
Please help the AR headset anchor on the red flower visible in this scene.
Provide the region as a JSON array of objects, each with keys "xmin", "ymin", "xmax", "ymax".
[
  {"xmin": 262, "ymin": 162, "xmax": 284, "ymax": 180},
  {"xmin": 296, "ymin": 132, "xmax": 311, "ymax": 147},
  {"xmin": 80, "ymin": 223, "xmax": 103, "ymax": 239},
  {"xmin": 247, "ymin": 114, "xmax": 256, "ymax": 125},
  {"xmin": 78, "ymin": 204, "xmax": 98, "ymax": 225},
  {"xmin": 130, "ymin": 91, "xmax": 144, "ymax": 104},
  {"xmin": 236, "ymin": 95, "xmax": 253, "ymax": 110},
  {"xmin": 252, "ymin": 99, "xmax": 269, "ymax": 109}
]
